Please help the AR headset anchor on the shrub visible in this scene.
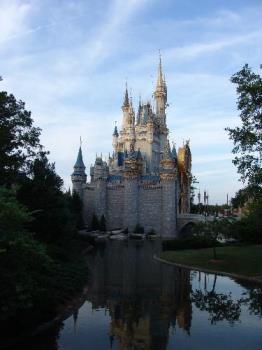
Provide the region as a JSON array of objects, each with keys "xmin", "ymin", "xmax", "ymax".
[
  {"xmin": 100, "ymin": 215, "xmax": 107, "ymax": 232},
  {"xmin": 162, "ymin": 235, "xmax": 216, "ymax": 251},
  {"xmin": 91, "ymin": 214, "xmax": 100, "ymax": 230},
  {"xmin": 134, "ymin": 224, "xmax": 144, "ymax": 234}
]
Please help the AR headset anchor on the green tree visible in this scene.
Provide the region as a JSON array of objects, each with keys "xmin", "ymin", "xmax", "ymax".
[
  {"xmin": 0, "ymin": 187, "xmax": 31, "ymax": 240},
  {"xmin": 226, "ymin": 64, "xmax": 262, "ymax": 202},
  {"xmin": 17, "ymin": 152, "xmax": 73, "ymax": 242},
  {"xmin": 194, "ymin": 218, "xmax": 231, "ymax": 259},
  {"xmin": 0, "ymin": 90, "xmax": 42, "ymax": 186}
]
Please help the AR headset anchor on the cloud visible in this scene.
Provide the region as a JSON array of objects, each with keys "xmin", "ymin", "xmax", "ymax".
[
  {"xmin": 194, "ymin": 154, "xmax": 233, "ymax": 165},
  {"xmin": 0, "ymin": 0, "xmax": 31, "ymax": 45},
  {"xmin": 1, "ymin": 0, "xmax": 260, "ymax": 204}
]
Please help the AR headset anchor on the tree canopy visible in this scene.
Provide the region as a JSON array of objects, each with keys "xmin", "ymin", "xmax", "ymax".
[
  {"xmin": 226, "ymin": 64, "xmax": 262, "ymax": 204},
  {"xmin": 0, "ymin": 90, "xmax": 42, "ymax": 185}
]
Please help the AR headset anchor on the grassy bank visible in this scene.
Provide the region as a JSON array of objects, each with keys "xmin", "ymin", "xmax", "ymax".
[{"xmin": 160, "ymin": 245, "xmax": 262, "ymax": 278}]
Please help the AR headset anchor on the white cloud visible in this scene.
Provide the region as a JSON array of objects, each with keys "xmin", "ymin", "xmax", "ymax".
[{"xmin": 0, "ymin": 0, "xmax": 31, "ymax": 44}]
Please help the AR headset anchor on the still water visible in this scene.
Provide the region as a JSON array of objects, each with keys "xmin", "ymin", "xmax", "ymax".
[{"xmin": 10, "ymin": 240, "xmax": 262, "ymax": 349}]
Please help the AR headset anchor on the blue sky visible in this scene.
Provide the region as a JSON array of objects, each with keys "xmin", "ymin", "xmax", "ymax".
[{"xmin": 0, "ymin": 0, "xmax": 261, "ymax": 204}]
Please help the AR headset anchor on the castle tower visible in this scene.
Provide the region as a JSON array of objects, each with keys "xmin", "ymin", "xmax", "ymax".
[
  {"xmin": 71, "ymin": 146, "xmax": 87, "ymax": 198},
  {"xmin": 122, "ymin": 84, "xmax": 130, "ymax": 129},
  {"xmin": 123, "ymin": 143, "xmax": 142, "ymax": 231},
  {"xmin": 154, "ymin": 53, "xmax": 167, "ymax": 125},
  {"xmin": 160, "ymin": 140, "xmax": 178, "ymax": 237},
  {"xmin": 177, "ymin": 141, "xmax": 192, "ymax": 213},
  {"xmin": 112, "ymin": 124, "xmax": 119, "ymax": 151},
  {"xmin": 93, "ymin": 156, "xmax": 108, "ymax": 219}
]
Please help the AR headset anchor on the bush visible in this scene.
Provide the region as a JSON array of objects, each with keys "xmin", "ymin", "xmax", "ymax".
[
  {"xmin": 162, "ymin": 235, "xmax": 216, "ymax": 251},
  {"xmin": 134, "ymin": 224, "xmax": 144, "ymax": 234},
  {"xmin": 100, "ymin": 215, "xmax": 107, "ymax": 232},
  {"xmin": 91, "ymin": 214, "xmax": 100, "ymax": 230}
]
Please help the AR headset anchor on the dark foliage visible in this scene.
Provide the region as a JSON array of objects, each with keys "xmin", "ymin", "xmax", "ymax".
[
  {"xmin": 134, "ymin": 223, "xmax": 144, "ymax": 234},
  {"xmin": 0, "ymin": 88, "xmax": 88, "ymax": 335},
  {"xmin": 0, "ymin": 91, "xmax": 42, "ymax": 185},
  {"xmin": 226, "ymin": 64, "xmax": 262, "ymax": 203},
  {"xmin": 162, "ymin": 235, "xmax": 216, "ymax": 251},
  {"xmin": 91, "ymin": 214, "xmax": 100, "ymax": 230},
  {"xmin": 100, "ymin": 215, "xmax": 107, "ymax": 231},
  {"xmin": 231, "ymin": 202, "xmax": 262, "ymax": 243}
]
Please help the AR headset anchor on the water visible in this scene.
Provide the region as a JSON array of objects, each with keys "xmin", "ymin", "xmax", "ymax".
[{"xmin": 8, "ymin": 240, "xmax": 262, "ymax": 349}]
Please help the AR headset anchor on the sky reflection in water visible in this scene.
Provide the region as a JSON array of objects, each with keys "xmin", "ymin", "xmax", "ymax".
[{"xmin": 11, "ymin": 240, "xmax": 262, "ymax": 350}]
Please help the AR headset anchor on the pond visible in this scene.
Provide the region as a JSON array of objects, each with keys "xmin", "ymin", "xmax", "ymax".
[{"xmin": 8, "ymin": 240, "xmax": 262, "ymax": 350}]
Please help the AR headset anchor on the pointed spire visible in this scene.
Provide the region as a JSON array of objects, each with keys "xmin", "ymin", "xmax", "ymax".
[
  {"xmin": 171, "ymin": 142, "xmax": 177, "ymax": 160},
  {"xmin": 163, "ymin": 139, "xmax": 172, "ymax": 160},
  {"xmin": 74, "ymin": 146, "xmax": 85, "ymax": 168},
  {"xmin": 136, "ymin": 95, "xmax": 142, "ymax": 124},
  {"xmin": 122, "ymin": 82, "xmax": 129, "ymax": 107},
  {"xmin": 156, "ymin": 50, "xmax": 165, "ymax": 89},
  {"xmin": 113, "ymin": 122, "xmax": 119, "ymax": 137}
]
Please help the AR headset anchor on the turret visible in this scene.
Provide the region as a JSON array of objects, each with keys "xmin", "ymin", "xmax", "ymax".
[
  {"xmin": 154, "ymin": 53, "xmax": 167, "ymax": 125},
  {"xmin": 177, "ymin": 140, "xmax": 192, "ymax": 214},
  {"xmin": 136, "ymin": 97, "xmax": 142, "ymax": 125},
  {"xmin": 112, "ymin": 124, "xmax": 119, "ymax": 150},
  {"xmin": 71, "ymin": 146, "xmax": 87, "ymax": 198},
  {"xmin": 122, "ymin": 84, "xmax": 130, "ymax": 129},
  {"xmin": 171, "ymin": 142, "xmax": 177, "ymax": 162},
  {"xmin": 160, "ymin": 140, "xmax": 178, "ymax": 237}
]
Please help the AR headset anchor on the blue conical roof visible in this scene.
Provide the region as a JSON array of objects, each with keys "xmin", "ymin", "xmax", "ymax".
[
  {"xmin": 74, "ymin": 146, "xmax": 85, "ymax": 168},
  {"xmin": 113, "ymin": 125, "xmax": 119, "ymax": 137},
  {"xmin": 171, "ymin": 144, "xmax": 177, "ymax": 159}
]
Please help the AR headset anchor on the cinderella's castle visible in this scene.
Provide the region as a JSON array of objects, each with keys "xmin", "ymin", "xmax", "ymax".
[{"xmin": 71, "ymin": 56, "xmax": 192, "ymax": 237}]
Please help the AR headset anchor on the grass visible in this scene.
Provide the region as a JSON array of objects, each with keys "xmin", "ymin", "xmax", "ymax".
[{"xmin": 160, "ymin": 245, "xmax": 262, "ymax": 277}]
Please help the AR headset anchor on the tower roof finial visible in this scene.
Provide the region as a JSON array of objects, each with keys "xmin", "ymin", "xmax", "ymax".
[
  {"xmin": 123, "ymin": 80, "xmax": 129, "ymax": 107},
  {"xmin": 156, "ymin": 49, "xmax": 165, "ymax": 89}
]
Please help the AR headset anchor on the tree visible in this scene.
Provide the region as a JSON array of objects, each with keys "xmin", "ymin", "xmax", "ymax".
[
  {"xmin": 91, "ymin": 214, "xmax": 100, "ymax": 230},
  {"xmin": 17, "ymin": 152, "xmax": 73, "ymax": 242},
  {"xmin": 0, "ymin": 90, "xmax": 42, "ymax": 185},
  {"xmin": 194, "ymin": 218, "xmax": 231, "ymax": 259},
  {"xmin": 189, "ymin": 175, "xmax": 199, "ymax": 213},
  {"xmin": 226, "ymin": 64, "xmax": 262, "ymax": 202},
  {"xmin": 100, "ymin": 215, "xmax": 107, "ymax": 232},
  {"xmin": 0, "ymin": 187, "xmax": 31, "ymax": 240}
]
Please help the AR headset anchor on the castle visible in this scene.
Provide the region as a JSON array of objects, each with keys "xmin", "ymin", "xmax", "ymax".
[{"xmin": 71, "ymin": 56, "xmax": 192, "ymax": 237}]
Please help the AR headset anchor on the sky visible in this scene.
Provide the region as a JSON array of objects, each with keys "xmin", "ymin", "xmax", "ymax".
[{"xmin": 0, "ymin": 0, "xmax": 261, "ymax": 204}]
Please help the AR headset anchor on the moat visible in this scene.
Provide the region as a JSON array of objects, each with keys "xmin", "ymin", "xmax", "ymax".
[{"xmin": 8, "ymin": 240, "xmax": 262, "ymax": 350}]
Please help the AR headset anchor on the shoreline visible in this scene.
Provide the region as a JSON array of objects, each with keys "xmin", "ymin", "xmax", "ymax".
[{"xmin": 154, "ymin": 254, "xmax": 262, "ymax": 284}]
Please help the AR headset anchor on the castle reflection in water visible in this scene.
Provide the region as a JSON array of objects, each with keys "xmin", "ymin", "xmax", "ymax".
[{"xmin": 85, "ymin": 240, "xmax": 192, "ymax": 350}]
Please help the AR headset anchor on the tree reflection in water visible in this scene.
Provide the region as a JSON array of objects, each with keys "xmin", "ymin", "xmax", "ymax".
[
  {"xmin": 191, "ymin": 273, "xmax": 262, "ymax": 325},
  {"xmin": 6, "ymin": 241, "xmax": 262, "ymax": 350}
]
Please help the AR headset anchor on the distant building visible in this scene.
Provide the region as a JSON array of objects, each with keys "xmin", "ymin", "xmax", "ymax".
[{"xmin": 71, "ymin": 56, "xmax": 192, "ymax": 237}]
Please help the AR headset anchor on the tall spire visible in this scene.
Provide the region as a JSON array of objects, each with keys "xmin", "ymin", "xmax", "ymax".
[
  {"xmin": 154, "ymin": 51, "xmax": 167, "ymax": 122},
  {"xmin": 122, "ymin": 82, "xmax": 129, "ymax": 108},
  {"xmin": 156, "ymin": 50, "xmax": 165, "ymax": 89}
]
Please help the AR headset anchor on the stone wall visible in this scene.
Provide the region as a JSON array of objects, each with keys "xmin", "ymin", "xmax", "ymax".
[
  {"xmin": 106, "ymin": 184, "xmax": 124, "ymax": 229},
  {"xmin": 82, "ymin": 177, "xmax": 178, "ymax": 237},
  {"xmin": 139, "ymin": 184, "xmax": 162, "ymax": 233},
  {"xmin": 123, "ymin": 177, "xmax": 138, "ymax": 231},
  {"xmin": 161, "ymin": 179, "xmax": 177, "ymax": 237},
  {"xmin": 82, "ymin": 185, "xmax": 95, "ymax": 226}
]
